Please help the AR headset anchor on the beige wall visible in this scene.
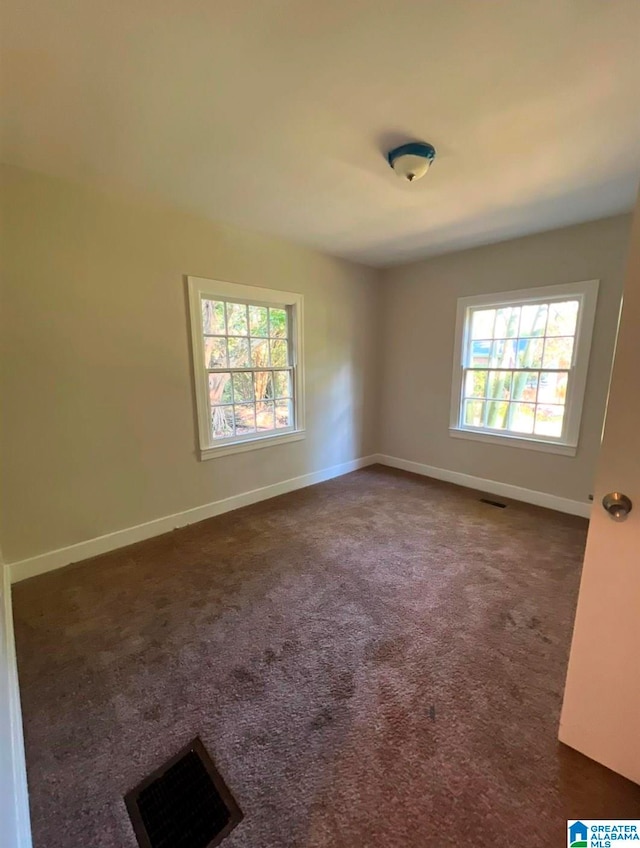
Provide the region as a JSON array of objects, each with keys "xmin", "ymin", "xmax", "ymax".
[
  {"xmin": 379, "ymin": 215, "xmax": 631, "ymax": 503},
  {"xmin": 0, "ymin": 165, "xmax": 380, "ymax": 562}
]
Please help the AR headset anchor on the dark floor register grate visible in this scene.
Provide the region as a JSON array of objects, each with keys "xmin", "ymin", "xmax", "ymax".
[{"xmin": 125, "ymin": 738, "xmax": 243, "ymax": 848}]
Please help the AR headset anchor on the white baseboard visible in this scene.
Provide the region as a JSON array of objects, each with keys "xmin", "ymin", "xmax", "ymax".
[
  {"xmin": 374, "ymin": 454, "xmax": 592, "ymax": 518},
  {"xmin": 9, "ymin": 455, "xmax": 377, "ymax": 584},
  {"xmin": 1, "ymin": 564, "xmax": 32, "ymax": 848},
  {"xmin": 8, "ymin": 451, "xmax": 590, "ymax": 584}
]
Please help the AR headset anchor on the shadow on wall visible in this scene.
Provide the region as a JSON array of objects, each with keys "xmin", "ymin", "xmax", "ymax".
[
  {"xmin": 307, "ymin": 360, "xmax": 359, "ymax": 472},
  {"xmin": 302, "ymin": 289, "xmax": 369, "ymax": 473}
]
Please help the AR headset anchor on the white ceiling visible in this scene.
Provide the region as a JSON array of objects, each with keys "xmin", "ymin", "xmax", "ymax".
[{"xmin": 2, "ymin": 0, "xmax": 640, "ymax": 266}]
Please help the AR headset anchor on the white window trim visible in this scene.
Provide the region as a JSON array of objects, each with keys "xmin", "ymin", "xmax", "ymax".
[
  {"xmin": 449, "ymin": 279, "xmax": 599, "ymax": 456},
  {"xmin": 187, "ymin": 276, "xmax": 305, "ymax": 461}
]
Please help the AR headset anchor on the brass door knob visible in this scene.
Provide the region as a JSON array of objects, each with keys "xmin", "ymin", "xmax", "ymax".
[{"xmin": 602, "ymin": 492, "xmax": 632, "ymax": 520}]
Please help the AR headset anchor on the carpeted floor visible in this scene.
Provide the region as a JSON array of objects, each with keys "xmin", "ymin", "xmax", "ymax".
[{"xmin": 13, "ymin": 466, "xmax": 640, "ymax": 847}]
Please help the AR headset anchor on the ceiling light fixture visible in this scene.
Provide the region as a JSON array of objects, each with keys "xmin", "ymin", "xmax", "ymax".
[{"xmin": 387, "ymin": 141, "xmax": 436, "ymax": 182}]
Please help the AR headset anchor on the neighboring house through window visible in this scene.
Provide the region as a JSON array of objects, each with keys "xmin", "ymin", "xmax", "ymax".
[
  {"xmin": 450, "ymin": 280, "xmax": 599, "ymax": 455},
  {"xmin": 188, "ymin": 276, "xmax": 305, "ymax": 459}
]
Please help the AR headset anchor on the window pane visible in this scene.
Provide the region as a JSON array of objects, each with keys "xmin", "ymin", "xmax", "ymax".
[
  {"xmin": 534, "ymin": 404, "xmax": 564, "ymax": 437},
  {"xmin": 250, "ymin": 338, "xmax": 269, "ymax": 366},
  {"xmin": 232, "ymin": 372, "xmax": 254, "ymax": 402},
  {"xmin": 256, "ymin": 401, "xmax": 275, "ymax": 431},
  {"xmin": 516, "ymin": 337, "xmax": 543, "ymax": 368},
  {"xmin": 546, "ymin": 300, "xmax": 578, "ymax": 337},
  {"xmin": 509, "ymin": 402, "xmax": 535, "ymax": 434},
  {"xmin": 464, "ymin": 370, "xmax": 487, "ymax": 398},
  {"xmin": 519, "ymin": 303, "xmax": 548, "ymax": 337},
  {"xmin": 234, "ymin": 403, "xmax": 256, "ymax": 434},
  {"xmin": 249, "ymin": 305, "xmax": 268, "ymax": 337},
  {"xmin": 226, "ymin": 302, "xmax": 248, "ymax": 335},
  {"xmin": 487, "ymin": 371, "xmax": 513, "ymax": 399},
  {"xmin": 270, "ymin": 339, "xmax": 288, "ymax": 367},
  {"xmin": 469, "ymin": 340, "xmax": 491, "ymax": 367},
  {"xmin": 254, "ymin": 371, "xmax": 274, "ymax": 401},
  {"xmin": 537, "ymin": 372, "xmax": 568, "ymax": 405},
  {"xmin": 202, "ymin": 300, "xmax": 225, "ymax": 335},
  {"xmin": 275, "ymin": 399, "xmax": 292, "ymax": 428},
  {"xmin": 494, "ymin": 306, "xmax": 520, "ymax": 338},
  {"xmin": 208, "ymin": 373, "xmax": 232, "ymax": 405},
  {"xmin": 211, "ymin": 405, "xmax": 234, "ymax": 439},
  {"xmin": 464, "ymin": 400, "xmax": 485, "ymax": 427},
  {"xmin": 486, "ymin": 400, "xmax": 509, "ymax": 429},
  {"xmin": 542, "ymin": 337, "xmax": 574, "ymax": 369},
  {"xmin": 204, "ymin": 337, "xmax": 227, "ymax": 368},
  {"xmin": 228, "ymin": 337, "xmax": 251, "ymax": 368},
  {"xmin": 490, "ymin": 340, "xmax": 516, "ymax": 368},
  {"xmin": 458, "ymin": 291, "xmax": 586, "ymax": 445},
  {"xmin": 510, "ymin": 371, "xmax": 538, "ymax": 403},
  {"xmin": 273, "ymin": 370, "xmax": 291, "ymax": 399},
  {"xmin": 269, "ymin": 308, "xmax": 288, "ymax": 338},
  {"xmin": 471, "ymin": 309, "xmax": 495, "ymax": 339}
]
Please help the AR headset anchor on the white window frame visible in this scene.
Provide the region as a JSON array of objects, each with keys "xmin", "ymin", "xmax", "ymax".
[
  {"xmin": 188, "ymin": 276, "xmax": 305, "ymax": 460},
  {"xmin": 449, "ymin": 279, "xmax": 599, "ymax": 456}
]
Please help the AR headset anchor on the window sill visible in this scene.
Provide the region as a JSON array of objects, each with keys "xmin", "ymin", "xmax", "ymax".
[
  {"xmin": 199, "ymin": 429, "xmax": 306, "ymax": 461},
  {"xmin": 448, "ymin": 427, "xmax": 577, "ymax": 456}
]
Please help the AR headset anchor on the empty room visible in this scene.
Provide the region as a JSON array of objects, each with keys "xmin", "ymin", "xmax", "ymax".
[{"xmin": 2, "ymin": 1, "xmax": 640, "ymax": 847}]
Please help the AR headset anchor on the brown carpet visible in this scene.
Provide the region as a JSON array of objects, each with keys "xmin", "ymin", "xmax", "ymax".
[{"xmin": 13, "ymin": 466, "xmax": 640, "ymax": 848}]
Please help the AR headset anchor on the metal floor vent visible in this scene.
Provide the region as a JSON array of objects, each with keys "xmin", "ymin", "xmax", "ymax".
[
  {"xmin": 479, "ymin": 497, "xmax": 507, "ymax": 509},
  {"xmin": 125, "ymin": 737, "xmax": 243, "ymax": 848}
]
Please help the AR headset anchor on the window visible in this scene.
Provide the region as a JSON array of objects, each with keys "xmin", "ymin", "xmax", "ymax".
[
  {"xmin": 449, "ymin": 280, "xmax": 599, "ymax": 455},
  {"xmin": 188, "ymin": 276, "xmax": 304, "ymax": 460}
]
